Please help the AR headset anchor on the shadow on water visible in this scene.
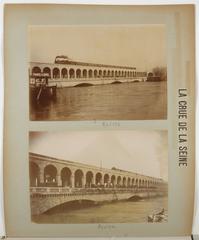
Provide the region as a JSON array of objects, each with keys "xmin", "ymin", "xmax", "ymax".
[
  {"xmin": 74, "ymin": 83, "xmax": 94, "ymax": 87},
  {"xmin": 127, "ymin": 195, "xmax": 165, "ymax": 202},
  {"xmin": 127, "ymin": 196, "xmax": 143, "ymax": 202},
  {"xmin": 31, "ymin": 97, "xmax": 57, "ymax": 111},
  {"xmin": 32, "ymin": 196, "xmax": 168, "ymax": 223},
  {"xmin": 111, "ymin": 81, "xmax": 122, "ymax": 84},
  {"xmin": 43, "ymin": 196, "xmax": 158, "ymax": 215},
  {"xmin": 44, "ymin": 200, "xmax": 101, "ymax": 215}
]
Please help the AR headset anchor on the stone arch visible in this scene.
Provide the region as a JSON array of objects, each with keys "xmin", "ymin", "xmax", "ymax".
[
  {"xmin": 111, "ymin": 70, "xmax": 114, "ymax": 77},
  {"xmin": 61, "ymin": 167, "xmax": 71, "ymax": 187},
  {"xmin": 139, "ymin": 179, "xmax": 142, "ymax": 188},
  {"xmin": 148, "ymin": 72, "xmax": 153, "ymax": 77},
  {"xmin": 86, "ymin": 171, "xmax": 94, "ymax": 187},
  {"xmin": 127, "ymin": 177, "xmax": 131, "ymax": 187},
  {"xmin": 135, "ymin": 179, "xmax": 138, "ymax": 187},
  {"xmin": 43, "ymin": 67, "xmax": 51, "ymax": 77},
  {"xmin": 111, "ymin": 175, "xmax": 116, "ymax": 186},
  {"xmin": 107, "ymin": 70, "xmax": 110, "ymax": 77},
  {"xmin": 69, "ymin": 68, "xmax": 75, "ymax": 78},
  {"xmin": 149, "ymin": 180, "xmax": 152, "ymax": 187},
  {"xmin": 117, "ymin": 176, "xmax": 122, "ymax": 186},
  {"xmin": 44, "ymin": 164, "xmax": 57, "ymax": 186},
  {"xmin": 94, "ymin": 69, "xmax": 98, "ymax": 78},
  {"xmin": 95, "ymin": 172, "xmax": 102, "ymax": 185},
  {"xmin": 76, "ymin": 69, "xmax": 81, "ymax": 78},
  {"xmin": 99, "ymin": 70, "xmax": 102, "ymax": 77},
  {"xmin": 148, "ymin": 180, "xmax": 150, "ymax": 187},
  {"xmin": 32, "ymin": 66, "xmax": 41, "ymax": 75},
  {"xmin": 88, "ymin": 69, "xmax": 93, "ymax": 78},
  {"xmin": 119, "ymin": 71, "xmax": 121, "ymax": 77},
  {"xmin": 29, "ymin": 162, "xmax": 39, "ymax": 187},
  {"xmin": 61, "ymin": 68, "xmax": 68, "ymax": 78},
  {"xmin": 115, "ymin": 70, "xmax": 118, "ymax": 77},
  {"xmin": 145, "ymin": 180, "xmax": 148, "ymax": 187},
  {"xmin": 122, "ymin": 177, "xmax": 127, "ymax": 187},
  {"xmin": 82, "ymin": 69, "xmax": 87, "ymax": 78},
  {"xmin": 104, "ymin": 174, "xmax": 109, "ymax": 185},
  {"xmin": 53, "ymin": 68, "xmax": 60, "ymax": 78},
  {"xmin": 103, "ymin": 70, "xmax": 106, "ymax": 77},
  {"xmin": 132, "ymin": 178, "xmax": 135, "ymax": 187},
  {"xmin": 74, "ymin": 169, "xmax": 84, "ymax": 188},
  {"xmin": 142, "ymin": 179, "xmax": 145, "ymax": 187}
]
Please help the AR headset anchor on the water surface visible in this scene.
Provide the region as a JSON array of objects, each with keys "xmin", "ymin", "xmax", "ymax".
[
  {"xmin": 32, "ymin": 196, "xmax": 168, "ymax": 223},
  {"xmin": 30, "ymin": 81, "xmax": 167, "ymax": 120}
]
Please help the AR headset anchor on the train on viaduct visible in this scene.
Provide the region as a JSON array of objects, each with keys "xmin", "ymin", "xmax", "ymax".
[{"xmin": 29, "ymin": 55, "xmax": 148, "ymax": 88}]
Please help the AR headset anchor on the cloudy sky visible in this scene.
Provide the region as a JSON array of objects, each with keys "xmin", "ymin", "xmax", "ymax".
[
  {"xmin": 29, "ymin": 130, "xmax": 168, "ymax": 181},
  {"xmin": 29, "ymin": 25, "xmax": 167, "ymax": 72}
]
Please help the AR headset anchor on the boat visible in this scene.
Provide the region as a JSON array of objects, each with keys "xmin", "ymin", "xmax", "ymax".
[{"xmin": 147, "ymin": 208, "xmax": 168, "ymax": 223}]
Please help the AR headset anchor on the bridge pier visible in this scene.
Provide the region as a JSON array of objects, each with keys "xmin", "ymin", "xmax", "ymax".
[
  {"xmin": 82, "ymin": 176, "xmax": 86, "ymax": 188},
  {"xmin": 39, "ymin": 167, "xmax": 44, "ymax": 186},
  {"xmin": 71, "ymin": 173, "xmax": 75, "ymax": 188},
  {"xmin": 56, "ymin": 175, "xmax": 62, "ymax": 187}
]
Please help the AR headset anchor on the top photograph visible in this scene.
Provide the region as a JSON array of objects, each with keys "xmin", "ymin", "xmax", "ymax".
[{"xmin": 29, "ymin": 25, "xmax": 167, "ymax": 121}]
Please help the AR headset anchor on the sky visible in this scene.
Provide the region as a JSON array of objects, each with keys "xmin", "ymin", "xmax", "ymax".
[
  {"xmin": 29, "ymin": 130, "xmax": 168, "ymax": 181},
  {"xmin": 29, "ymin": 25, "xmax": 167, "ymax": 72}
]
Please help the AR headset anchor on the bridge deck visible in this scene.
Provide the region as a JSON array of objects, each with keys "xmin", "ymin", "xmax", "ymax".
[{"xmin": 30, "ymin": 186, "xmax": 159, "ymax": 196}]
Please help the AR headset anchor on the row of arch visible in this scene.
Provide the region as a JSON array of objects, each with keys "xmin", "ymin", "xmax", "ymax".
[
  {"xmin": 31, "ymin": 66, "xmax": 147, "ymax": 79},
  {"xmin": 30, "ymin": 162, "xmax": 160, "ymax": 189}
]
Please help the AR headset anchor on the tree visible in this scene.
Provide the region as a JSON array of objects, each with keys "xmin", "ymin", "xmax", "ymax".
[{"xmin": 152, "ymin": 67, "xmax": 167, "ymax": 81}]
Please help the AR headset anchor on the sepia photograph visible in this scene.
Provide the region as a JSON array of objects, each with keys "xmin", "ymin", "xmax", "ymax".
[
  {"xmin": 29, "ymin": 130, "xmax": 168, "ymax": 224},
  {"xmin": 29, "ymin": 25, "xmax": 167, "ymax": 121}
]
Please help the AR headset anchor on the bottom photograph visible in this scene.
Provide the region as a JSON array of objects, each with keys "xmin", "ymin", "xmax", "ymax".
[{"xmin": 29, "ymin": 130, "xmax": 168, "ymax": 224}]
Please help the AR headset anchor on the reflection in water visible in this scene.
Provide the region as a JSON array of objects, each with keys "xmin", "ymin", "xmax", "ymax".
[
  {"xmin": 32, "ymin": 196, "xmax": 168, "ymax": 223},
  {"xmin": 30, "ymin": 81, "xmax": 167, "ymax": 120}
]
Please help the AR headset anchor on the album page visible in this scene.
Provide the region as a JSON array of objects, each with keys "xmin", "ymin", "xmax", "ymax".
[{"xmin": 3, "ymin": 4, "xmax": 195, "ymax": 237}]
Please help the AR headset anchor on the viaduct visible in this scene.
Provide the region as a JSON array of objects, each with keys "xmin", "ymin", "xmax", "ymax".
[
  {"xmin": 30, "ymin": 152, "xmax": 168, "ymax": 215},
  {"xmin": 29, "ymin": 55, "xmax": 147, "ymax": 87}
]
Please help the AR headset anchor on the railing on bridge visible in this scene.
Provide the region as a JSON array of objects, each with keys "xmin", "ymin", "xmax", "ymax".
[
  {"xmin": 30, "ymin": 75, "xmax": 147, "ymax": 83},
  {"xmin": 30, "ymin": 186, "xmax": 160, "ymax": 197}
]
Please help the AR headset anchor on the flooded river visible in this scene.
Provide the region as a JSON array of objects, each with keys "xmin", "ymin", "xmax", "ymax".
[
  {"xmin": 30, "ymin": 81, "xmax": 167, "ymax": 121},
  {"xmin": 32, "ymin": 196, "xmax": 168, "ymax": 224}
]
